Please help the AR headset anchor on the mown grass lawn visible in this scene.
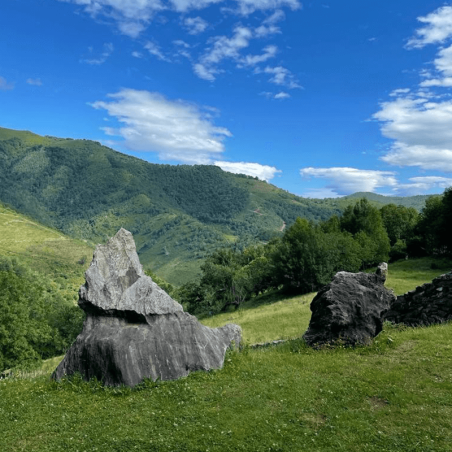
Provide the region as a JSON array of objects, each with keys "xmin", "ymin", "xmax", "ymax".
[{"xmin": 1, "ymin": 258, "xmax": 451, "ymax": 452}]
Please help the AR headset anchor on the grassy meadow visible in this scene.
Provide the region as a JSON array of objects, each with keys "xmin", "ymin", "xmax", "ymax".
[
  {"xmin": 0, "ymin": 202, "xmax": 93, "ymax": 302},
  {"xmin": 1, "ymin": 258, "xmax": 452, "ymax": 451}
]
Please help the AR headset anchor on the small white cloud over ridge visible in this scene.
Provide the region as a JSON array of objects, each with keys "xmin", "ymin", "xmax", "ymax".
[
  {"xmin": 215, "ymin": 161, "xmax": 281, "ymax": 181},
  {"xmin": 300, "ymin": 167, "xmax": 398, "ymax": 196}
]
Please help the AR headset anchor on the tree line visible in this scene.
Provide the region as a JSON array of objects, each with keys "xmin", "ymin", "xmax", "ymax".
[{"xmin": 177, "ymin": 189, "xmax": 452, "ymax": 315}]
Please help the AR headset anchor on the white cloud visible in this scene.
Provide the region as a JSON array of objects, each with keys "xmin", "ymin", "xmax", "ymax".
[
  {"xmin": 262, "ymin": 65, "xmax": 301, "ymax": 88},
  {"xmin": 58, "ymin": 0, "xmax": 164, "ymax": 37},
  {"xmin": 420, "ymin": 44, "xmax": 452, "ymax": 87},
  {"xmin": 214, "ymin": 161, "xmax": 281, "ymax": 181},
  {"xmin": 80, "ymin": 43, "xmax": 114, "ymax": 65},
  {"xmin": 184, "ymin": 16, "xmax": 208, "ymax": 35},
  {"xmin": 91, "ymin": 88, "xmax": 232, "ymax": 163},
  {"xmin": 255, "ymin": 9, "xmax": 285, "ymax": 37},
  {"xmin": 407, "ymin": 6, "xmax": 452, "ymax": 48},
  {"xmin": 26, "ymin": 78, "xmax": 43, "ymax": 86},
  {"xmin": 0, "ymin": 76, "xmax": 14, "ymax": 90},
  {"xmin": 260, "ymin": 90, "xmax": 290, "ymax": 99},
  {"xmin": 240, "ymin": 45, "xmax": 277, "ymax": 66},
  {"xmin": 432, "ymin": 44, "xmax": 452, "ymax": 75},
  {"xmin": 194, "ymin": 26, "xmax": 252, "ymax": 81},
  {"xmin": 396, "ymin": 176, "xmax": 452, "ymax": 195},
  {"xmin": 132, "ymin": 51, "xmax": 143, "ymax": 58},
  {"xmin": 274, "ymin": 91, "xmax": 290, "ymax": 99},
  {"xmin": 300, "ymin": 167, "xmax": 398, "ymax": 196},
  {"xmin": 193, "ymin": 63, "xmax": 218, "ymax": 81},
  {"xmin": 302, "ymin": 188, "xmax": 344, "ymax": 199},
  {"xmin": 174, "ymin": 39, "xmax": 191, "ymax": 48},
  {"xmin": 61, "ymin": 0, "xmax": 299, "ymax": 36},
  {"xmin": 373, "ymin": 96, "xmax": 452, "ymax": 171},
  {"xmin": 389, "ymin": 88, "xmax": 410, "ymax": 97},
  {"xmin": 420, "ymin": 77, "xmax": 452, "ymax": 87},
  {"xmin": 144, "ymin": 41, "xmax": 170, "ymax": 61},
  {"xmin": 234, "ymin": 0, "xmax": 300, "ymax": 16}
]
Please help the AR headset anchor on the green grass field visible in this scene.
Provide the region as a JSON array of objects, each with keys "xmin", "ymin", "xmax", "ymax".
[
  {"xmin": 0, "ymin": 202, "xmax": 93, "ymax": 301},
  {"xmin": 1, "ymin": 258, "xmax": 451, "ymax": 451}
]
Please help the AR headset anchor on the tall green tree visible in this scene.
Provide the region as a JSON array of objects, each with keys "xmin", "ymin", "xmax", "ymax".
[
  {"xmin": 340, "ymin": 198, "xmax": 390, "ymax": 267},
  {"xmin": 380, "ymin": 204, "xmax": 419, "ymax": 260}
]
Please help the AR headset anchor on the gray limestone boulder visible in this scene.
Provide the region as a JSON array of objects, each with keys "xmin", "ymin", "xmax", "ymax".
[
  {"xmin": 303, "ymin": 265, "xmax": 395, "ymax": 347},
  {"xmin": 53, "ymin": 228, "xmax": 241, "ymax": 386}
]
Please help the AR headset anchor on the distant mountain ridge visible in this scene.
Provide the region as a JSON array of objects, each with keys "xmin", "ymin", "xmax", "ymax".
[
  {"xmin": 0, "ymin": 126, "xmax": 435, "ymax": 284},
  {"xmin": 344, "ymin": 192, "xmax": 434, "ymax": 211}
]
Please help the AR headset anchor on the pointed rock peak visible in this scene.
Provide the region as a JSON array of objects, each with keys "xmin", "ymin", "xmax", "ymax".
[{"xmin": 79, "ymin": 228, "xmax": 183, "ymax": 316}]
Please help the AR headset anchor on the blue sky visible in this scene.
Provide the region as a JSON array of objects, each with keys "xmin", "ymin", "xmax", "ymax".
[{"xmin": 2, "ymin": 0, "xmax": 452, "ymax": 197}]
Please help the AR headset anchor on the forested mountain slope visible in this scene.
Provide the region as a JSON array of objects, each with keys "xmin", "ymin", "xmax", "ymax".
[
  {"xmin": 343, "ymin": 192, "xmax": 433, "ymax": 211},
  {"xmin": 0, "ymin": 127, "xmax": 432, "ymax": 284}
]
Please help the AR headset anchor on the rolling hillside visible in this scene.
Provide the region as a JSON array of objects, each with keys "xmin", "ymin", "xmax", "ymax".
[
  {"xmin": 0, "ymin": 126, "xmax": 434, "ymax": 285},
  {"xmin": 0, "ymin": 201, "xmax": 93, "ymax": 302}
]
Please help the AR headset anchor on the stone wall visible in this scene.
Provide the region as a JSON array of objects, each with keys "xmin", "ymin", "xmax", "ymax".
[{"xmin": 384, "ymin": 272, "xmax": 452, "ymax": 327}]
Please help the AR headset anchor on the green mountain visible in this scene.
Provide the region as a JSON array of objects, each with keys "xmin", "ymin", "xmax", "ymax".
[
  {"xmin": 0, "ymin": 126, "xmax": 433, "ymax": 285},
  {"xmin": 343, "ymin": 192, "xmax": 434, "ymax": 210}
]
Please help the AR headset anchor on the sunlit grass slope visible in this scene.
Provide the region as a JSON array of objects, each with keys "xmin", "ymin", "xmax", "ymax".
[
  {"xmin": 0, "ymin": 202, "xmax": 93, "ymax": 301},
  {"xmin": 201, "ymin": 257, "xmax": 452, "ymax": 344},
  {"xmin": 1, "ymin": 258, "xmax": 451, "ymax": 451},
  {"xmin": 384, "ymin": 257, "xmax": 452, "ymax": 295},
  {"xmin": 2, "ymin": 324, "xmax": 451, "ymax": 451}
]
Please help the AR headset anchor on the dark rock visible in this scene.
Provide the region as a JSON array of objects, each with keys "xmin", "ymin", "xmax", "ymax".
[
  {"xmin": 384, "ymin": 272, "xmax": 452, "ymax": 327},
  {"xmin": 303, "ymin": 266, "xmax": 395, "ymax": 347},
  {"xmin": 53, "ymin": 228, "xmax": 241, "ymax": 386},
  {"xmin": 376, "ymin": 262, "xmax": 388, "ymax": 282}
]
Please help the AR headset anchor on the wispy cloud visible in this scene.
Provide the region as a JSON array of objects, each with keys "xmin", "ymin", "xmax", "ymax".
[
  {"xmin": 261, "ymin": 65, "xmax": 301, "ymax": 88},
  {"xmin": 255, "ymin": 9, "xmax": 285, "ymax": 37},
  {"xmin": 58, "ymin": 0, "xmax": 163, "ymax": 38},
  {"xmin": 194, "ymin": 26, "xmax": 253, "ymax": 81},
  {"xmin": 91, "ymin": 88, "xmax": 232, "ymax": 164},
  {"xmin": 300, "ymin": 167, "xmax": 398, "ymax": 196},
  {"xmin": 184, "ymin": 16, "xmax": 208, "ymax": 35},
  {"xmin": 80, "ymin": 43, "xmax": 114, "ymax": 65},
  {"xmin": 60, "ymin": 0, "xmax": 299, "ymax": 36},
  {"xmin": 144, "ymin": 41, "xmax": 170, "ymax": 61},
  {"xmin": 234, "ymin": 0, "xmax": 300, "ymax": 16},
  {"xmin": 215, "ymin": 161, "xmax": 281, "ymax": 181},
  {"xmin": 419, "ymin": 44, "xmax": 452, "ymax": 87},
  {"xmin": 261, "ymin": 90, "xmax": 290, "ymax": 99},
  {"xmin": 406, "ymin": 6, "xmax": 452, "ymax": 48},
  {"xmin": 240, "ymin": 45, "xmax": 277, "ymax": 66},
  {"xmin": 26, "ymin": 78, "xmax": 43, "ymax": 86},
  {"xmin": 396, "ymin": 176, "xmax": 452, "ymax": 195},
  {"xmin": 0, "ymin": 76, "xmax": 14, "ymax": 90}
]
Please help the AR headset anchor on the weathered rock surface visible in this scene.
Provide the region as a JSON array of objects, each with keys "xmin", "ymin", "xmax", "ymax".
[
  {"xmin": 53, "ymin": 228, "xmax": 241, "ymax": 386},
  {"xmin": 384, "ymin": 272, "xmax": 452, "ymax": 326},
  {"xmin": 303, "ymin": 266, "xmax": 395, "ymax": 347}
]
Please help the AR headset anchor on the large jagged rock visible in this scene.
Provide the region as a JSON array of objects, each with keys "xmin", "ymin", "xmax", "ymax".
[
  {"xmin": 53, "ymin": 228, "xmax": 241, "ymax": 386},
  {"xmin": 384, "ymin": 272, "xmax": 452, "ymax": 326},
  {"xmin": 303, "ymin": 264, "xmax": 395, "ymax": 347}
]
